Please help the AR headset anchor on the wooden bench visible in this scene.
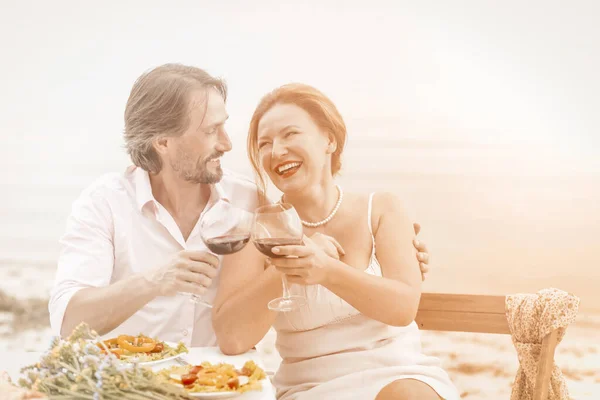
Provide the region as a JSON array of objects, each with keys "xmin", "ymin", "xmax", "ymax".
[{"xmin": 416, "ymin": 293, "xmax": 559, "ymax": 400}]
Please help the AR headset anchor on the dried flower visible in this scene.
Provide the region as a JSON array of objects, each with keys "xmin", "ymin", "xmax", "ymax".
[{"xmin": 19, "ymin": 322, "xmax": 193, "ymax": 399}]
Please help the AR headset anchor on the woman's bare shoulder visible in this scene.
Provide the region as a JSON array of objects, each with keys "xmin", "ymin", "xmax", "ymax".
[
  {"xmin": 344, "ymin": 191, "xmax": 402, "ymax": 208},
  {"xmin": 340, "ymin": 191, "xmax": 405, "ymax": 234},
  {"xmin": 369, "ymin": 192, "xmax": 410, "ymax": 234}
]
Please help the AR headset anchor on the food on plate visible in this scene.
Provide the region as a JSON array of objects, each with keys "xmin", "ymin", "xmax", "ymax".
[
  {"xmin": 159, "ymin": 360, "xmax": 266, "ymax": 393},
  {"xmin": 96, "ymin": 334, "xmax": 188, "ymax": 362},
  {"xmin": 19, "ymin": 323, "xmax": 189, "ymax": 400}
]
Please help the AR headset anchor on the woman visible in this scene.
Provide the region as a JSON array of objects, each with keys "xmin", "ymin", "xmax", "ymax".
[{"xmin": 213, "ymin": 84, "xmax": 458, "ymax": 400}]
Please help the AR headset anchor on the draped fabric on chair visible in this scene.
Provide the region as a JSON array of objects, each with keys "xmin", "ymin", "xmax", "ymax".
[{"xmin": 505, "ymin": 288, "xmax": 580, "ymax": 400}]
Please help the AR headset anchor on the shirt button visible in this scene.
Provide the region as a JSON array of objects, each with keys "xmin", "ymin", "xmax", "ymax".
[{"xmin": 182, "ymin": 329, "xmax": 188, "ymax": 336}]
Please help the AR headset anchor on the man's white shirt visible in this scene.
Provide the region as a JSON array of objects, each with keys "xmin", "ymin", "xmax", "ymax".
[{"xmin": 49, "ymin": 165, "xmax": 260, "ymax": 346}]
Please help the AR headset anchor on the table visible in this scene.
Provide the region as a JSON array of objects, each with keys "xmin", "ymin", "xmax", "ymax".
[{"xmin": 0, "ymin": 347, "xmax": 276, "ymax": 399}]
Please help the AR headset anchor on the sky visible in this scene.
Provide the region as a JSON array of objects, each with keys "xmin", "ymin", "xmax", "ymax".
[
  {"xmin": 0, "ymin": 1, "xmax": 599, "ymax": 311},
  {"xmin": 0, "ymin": 0, "xmax": 598, "ymax": 181}
]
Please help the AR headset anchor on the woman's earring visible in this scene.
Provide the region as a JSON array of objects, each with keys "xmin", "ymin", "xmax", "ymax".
[{"xmin": 327, "ymin": 141, "xmax": 337, "ymax": 154}]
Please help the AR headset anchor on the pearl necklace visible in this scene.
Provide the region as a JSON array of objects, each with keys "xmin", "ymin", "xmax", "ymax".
[{"xmin": 281, "ymin": 185, "xmax": 344, "ymax": 228}]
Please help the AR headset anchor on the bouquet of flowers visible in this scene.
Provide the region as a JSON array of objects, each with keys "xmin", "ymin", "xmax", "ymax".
[{"xmin": 17, "ymin": 323, "xmax": 192, "ymax": 400}]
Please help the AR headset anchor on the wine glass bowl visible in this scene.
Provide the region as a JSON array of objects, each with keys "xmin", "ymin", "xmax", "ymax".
[
  {"xmin": 252, "ymin": 203, "xmax": 307, "ymax": 312},
  {"xmin": 200, "ymin": 201, "xmax": 253, "ymax": 255},
  {"xmin": 190, "ymin": 200, "xmax": 254, "ymax": 307}
]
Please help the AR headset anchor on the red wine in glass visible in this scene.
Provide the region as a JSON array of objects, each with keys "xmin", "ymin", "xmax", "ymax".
[
  {"xmin": 191, "ymin": 200, "xmax": 253, "ymax": 308},
  {"xmin": 253, "ymin": 237, "xmax": 303, "ymax": 258},
  {"xmin": 205, "ymin": 234, "xmax": 251, "ymax": 255},
  {"xmin": 251, "ymin": 202, "xmax": 307, "ymax": 312}
]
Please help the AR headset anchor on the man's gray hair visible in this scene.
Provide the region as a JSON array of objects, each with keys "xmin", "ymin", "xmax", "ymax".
[{"xmin": 123, "ymin": 64, "xmax": 227, "ymax": 173}]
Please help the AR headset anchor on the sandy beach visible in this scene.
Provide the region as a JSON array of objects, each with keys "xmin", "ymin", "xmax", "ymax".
[
  {"xmin": 2, "ymin": 157, "xmax": 599, "ymax": 399},
  {"xmin": 1, "ymin": 264, "xmax": 598, "ymax": 399},
  {"xmin": 256, "ymin": 319, "xmax": 600, "ymax": 399}
]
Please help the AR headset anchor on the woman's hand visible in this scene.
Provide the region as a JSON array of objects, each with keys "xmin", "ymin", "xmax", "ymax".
[
  {"xmin": 269, "ymin": 235, "xmax": 336, "ymax": 285},
  {"xmin": 269, "ymin": 224, "xmax": 430, "ymax": 284}
]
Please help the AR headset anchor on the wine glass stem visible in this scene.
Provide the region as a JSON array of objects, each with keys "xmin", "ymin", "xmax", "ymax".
[{"xmin": 281, "ymin": 275, "xmax": 292, "ymax": 299}]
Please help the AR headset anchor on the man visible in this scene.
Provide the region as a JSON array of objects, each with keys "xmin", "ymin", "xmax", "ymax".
[{"xmin": 48, "ymin": 64, "xmax": 431, "ymax": 347}]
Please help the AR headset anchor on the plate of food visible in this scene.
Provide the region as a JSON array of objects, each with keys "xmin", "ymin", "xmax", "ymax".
[
  {"xmin": 95, "ymin": 334, "xmax": 188, "ymax": 365},
  {"xmin": 158, "ymin": 360, "xmax": 267, "ymax": 398}
]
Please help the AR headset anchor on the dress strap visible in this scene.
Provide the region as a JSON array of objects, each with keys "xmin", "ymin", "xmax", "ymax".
[{"xmin": 367, "ymin": 193, "xmax": 376, "ymax": 253}]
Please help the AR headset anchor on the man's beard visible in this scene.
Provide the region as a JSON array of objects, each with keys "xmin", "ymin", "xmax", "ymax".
[{"xmin": 171, "ymin": 147, "xmax": 224, "ymax": 184}]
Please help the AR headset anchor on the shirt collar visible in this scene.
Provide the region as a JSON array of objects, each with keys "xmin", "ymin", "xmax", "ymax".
[{"xmin": 133, "ymin": 166, "xmax": 230, "ymax": 212}]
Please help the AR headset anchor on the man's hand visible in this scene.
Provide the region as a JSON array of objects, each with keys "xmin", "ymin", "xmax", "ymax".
[
  {"xmin": 307, "ymin": 226, "xmax": 430, "ymax": 280},
  {"xmin": 413, "ymin": 223, "xmax": 430, "ymax": 280},
  {"xmin": 309, "ymin": 232, "xmax": 345, "ymax": 260},
  {"xmin": 146, "ymin": 251, "xmax": 219, "ymax": 296},
  {"xmin": 282, "ymin": 226, "xmax": 430, "ymax": 281}
]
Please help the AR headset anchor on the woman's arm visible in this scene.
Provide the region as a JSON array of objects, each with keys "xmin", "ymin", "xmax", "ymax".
[
  {"xmin": 212, "ymin": 242, "xmax": 282, "ymax": 355},
  {"xmin": 272, "ymin": 192, "xmax": 422, "ymax": 327},
  {"xmin": 324, "ymin": 193, "xmax": 422, "ymax": 325}
]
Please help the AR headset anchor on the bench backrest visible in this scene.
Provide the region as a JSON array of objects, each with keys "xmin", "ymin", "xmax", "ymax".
[{"xmin": 416, "ymin": 292, "xmax": 559, "ymax": 400}]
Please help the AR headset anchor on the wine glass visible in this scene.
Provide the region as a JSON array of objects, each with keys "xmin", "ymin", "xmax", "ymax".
[
  {"xmin": 251, "ymin": 203, "xmax": 307, "ymax": 312},
  {"xmin": 189, "ymin": 200, "xmax": 253, "ymax": 307}
]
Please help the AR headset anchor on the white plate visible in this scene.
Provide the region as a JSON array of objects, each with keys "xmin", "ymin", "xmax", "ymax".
[
  {"xmin": 136, "ymin": 354, "xmax": 183, "ymax": 366},
  {"xmin": 156, "ymin": 357, "xmax": 268, "ymax": 398},
  {"xmin": 120, "ymin": 342, "xmax": 187, "ymax": 366},
  {"xmin": 188, "ymin": 393, "xmax": 241, "ymax": 399}
]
